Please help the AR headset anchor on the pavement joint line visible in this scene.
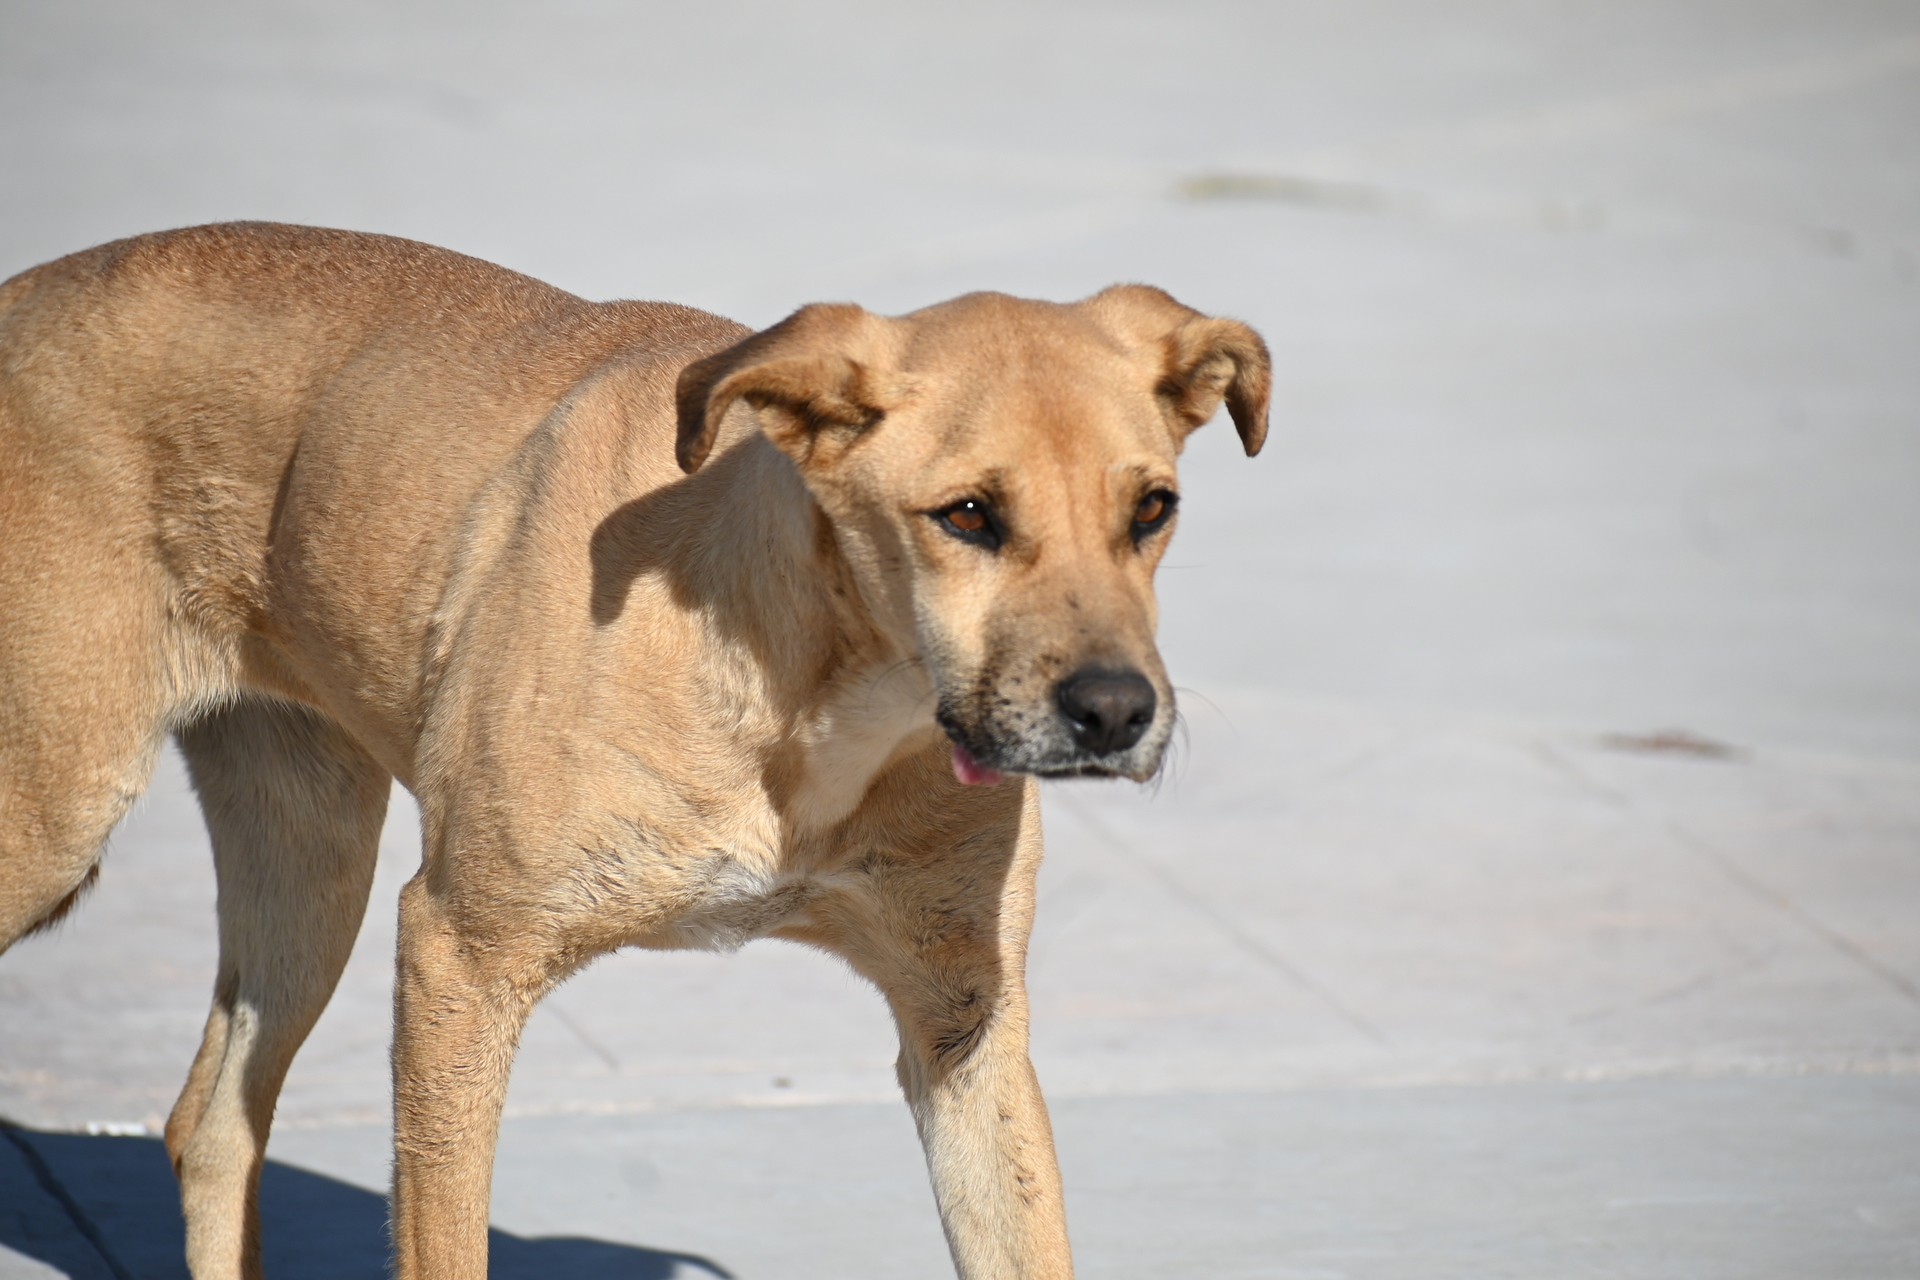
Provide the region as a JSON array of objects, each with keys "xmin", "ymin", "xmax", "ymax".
[
  {"xmin": 1050, "ymin": 787, "xmax": 1398, "ymax": 1047},
  {"xmin": 1564, "ymin": 950, "xmax": 1775, "ymax": 1026},
  {"xmin": 1662, "ymin": 815, "xmax": 1920, "ymax": 1009},
  {"xmin": 544, "ymin": 998, "xmax": 621, "ymax": 1072},
  {"xmin": 239, "ymin": 1056, "xmax": 1920, "ymax": 1129},
  {"xmin": 0, "ymin": 1122, "xmax": 135, "ymax": 1280},
  {"xmin": 1532, "ymin": 739, "xmax": 1920, "ymax": 1009}
]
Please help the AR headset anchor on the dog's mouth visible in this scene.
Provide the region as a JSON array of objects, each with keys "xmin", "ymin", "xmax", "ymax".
[
  {"xmin": 950, "ymin": 743, "xmax": 1005, "ymax": 787},
  {"xmin": 1031, "ymin": 762, "xmax": 1136, "ymax": 779},
  {"xmin": 947, "ymin": 741, "xmax": 1136, "ymax": 787},
  {"xmin": 940, "ymin": 715, "xmax": 1158, "ymax": 786}
]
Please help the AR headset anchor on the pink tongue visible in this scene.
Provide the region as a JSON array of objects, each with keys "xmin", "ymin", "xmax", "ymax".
[{"xmin": 951, "ymin": 744, "xmax": 1005, "ymax": 787}]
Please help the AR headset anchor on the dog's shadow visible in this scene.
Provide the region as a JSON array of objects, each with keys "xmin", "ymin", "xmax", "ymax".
[{"xmin": 1, "ymin": 1128, "xmax": 729, "ymax": 1279}]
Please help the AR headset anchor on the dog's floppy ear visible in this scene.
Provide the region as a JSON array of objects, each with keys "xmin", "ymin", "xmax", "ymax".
[
  {"xmin": 675, "ymin": 304, "xmax": 897, "ymax": 473},
  {"xmin": 1080, "ymin": 284, "xmax": 1271, "ymax": 456}
]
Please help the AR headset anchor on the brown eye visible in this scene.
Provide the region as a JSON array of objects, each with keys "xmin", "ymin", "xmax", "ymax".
[
  {"xmin": 933, "ymin": 498, "xmax": 1003, "ymax": 550},
  {"xmin": 948, "ymin": 501, "xmax": 987, "ymax": 533},
  {"xmin": 1132, "ymin": 489, "xmax": 1177, "ymax": 540}
]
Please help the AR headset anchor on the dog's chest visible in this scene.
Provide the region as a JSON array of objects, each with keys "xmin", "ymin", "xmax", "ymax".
[{"xmin": 637, "ymin": 855, "xmax": 828, "ymax": 953}]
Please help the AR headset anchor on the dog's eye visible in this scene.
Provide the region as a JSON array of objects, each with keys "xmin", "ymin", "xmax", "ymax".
[
  {"xmin": 947, "ymin": 502, "xmax": 987, "ymax": 532},
  {"xmin": 934, "ymin": 499, "xmax": 1002, "ymax": 550},
  {"xmin": 1132, "ymin": 489, "xmax": 1178, "ymax": 539}
]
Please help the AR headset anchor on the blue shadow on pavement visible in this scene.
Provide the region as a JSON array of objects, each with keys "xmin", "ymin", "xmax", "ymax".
[{"xmin": 2, "ymin": 1127, "xmax": 729, "ymax": 1279}]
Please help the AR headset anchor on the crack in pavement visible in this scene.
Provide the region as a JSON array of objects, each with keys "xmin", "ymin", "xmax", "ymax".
[{"xmin": 1049, "ymin": 788, "xmax": 1395, "ymax": 1049}]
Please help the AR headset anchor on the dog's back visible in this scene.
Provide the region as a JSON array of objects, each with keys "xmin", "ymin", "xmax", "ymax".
[{"xmin": 0, "ymin": 222, "xmax": 734, "ymax": 943}]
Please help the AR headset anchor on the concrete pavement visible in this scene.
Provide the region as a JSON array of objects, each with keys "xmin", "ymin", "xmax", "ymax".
[{"xmin": 3, "ymin": 1, "xmax": 1918, "ymax": 1276}]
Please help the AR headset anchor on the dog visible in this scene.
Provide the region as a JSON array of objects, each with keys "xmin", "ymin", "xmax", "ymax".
[{"xmin": 0, "ymin": 222, "xmax": 1268, "ymax": 1279}]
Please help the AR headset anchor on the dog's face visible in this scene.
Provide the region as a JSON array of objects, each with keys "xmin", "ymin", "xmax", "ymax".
[{"xmin": 677, "ymin": 286, "xmax": 1268, "ymax": 782}]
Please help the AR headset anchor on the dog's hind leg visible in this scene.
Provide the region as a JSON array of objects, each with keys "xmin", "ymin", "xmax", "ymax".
[{"xmin": 165, "ymin": 698, "xmax": 390, "ymax": 1280}]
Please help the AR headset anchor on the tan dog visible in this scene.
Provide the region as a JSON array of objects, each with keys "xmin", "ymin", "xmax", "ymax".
[{"xmin": 0, "ymin": 223, "xmax": 1268, "ymax": 1279}]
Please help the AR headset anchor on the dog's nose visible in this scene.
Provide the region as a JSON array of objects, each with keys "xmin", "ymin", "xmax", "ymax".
[{"xmin": 1056, "ymin": 669, "xmax": 1157, "ymax": 755}]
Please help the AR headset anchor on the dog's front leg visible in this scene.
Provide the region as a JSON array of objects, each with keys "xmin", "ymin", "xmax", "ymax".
[
  {"xmin": 835, "ymin": 784, "xmax": 1073, "ymax": 1279},
  {"xmin": 388, "ymin": 871, "xmax": 551, "ymax": 1280},
  {"xmin": 896, "ymin": 973, "xmax": 1071, "ymax": 1280}
]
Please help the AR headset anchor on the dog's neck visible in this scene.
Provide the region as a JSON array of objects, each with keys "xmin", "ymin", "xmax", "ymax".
[
  {"xmin": 690, "ymin": 437, "xmax": 940, "ymax": 835},
  {"xmin": 784, "ymin": 651, "xmax": 940, "ymax": 832}
]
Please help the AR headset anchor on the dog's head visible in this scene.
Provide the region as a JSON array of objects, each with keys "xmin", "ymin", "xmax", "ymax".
[{"xmin": 676, "ymin": 286, "xmax": 1268, "ymax": 783}]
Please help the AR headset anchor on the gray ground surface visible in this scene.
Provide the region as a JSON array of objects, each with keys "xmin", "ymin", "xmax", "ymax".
[{"xmin": 3, "ymin": 2, "xmax": 1918, "ymax": 1277}]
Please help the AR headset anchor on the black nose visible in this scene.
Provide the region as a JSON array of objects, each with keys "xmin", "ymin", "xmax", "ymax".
[{"xmin": 1056, "ymin": 668, "xmax": 1158, "ymax": 755}]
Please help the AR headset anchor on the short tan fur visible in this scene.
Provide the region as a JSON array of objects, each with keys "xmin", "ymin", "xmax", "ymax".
[{"xmin": 0, "ymin": 223, "xmax": 1269, "ymax": 1280}]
